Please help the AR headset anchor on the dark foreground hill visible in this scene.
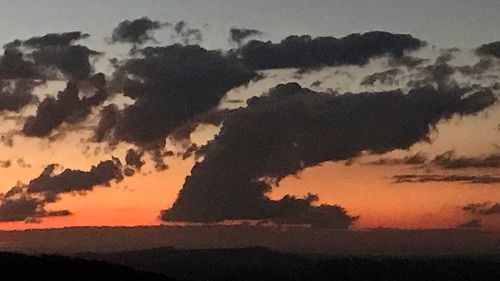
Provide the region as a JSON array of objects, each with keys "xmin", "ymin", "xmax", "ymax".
[
  {"xmin": 80, "ymin": 246, "xmax": 500, "ymax": 281},
  {"xmin": 0, "ymin": 252, "xmax": 176, "ymax": 281}
]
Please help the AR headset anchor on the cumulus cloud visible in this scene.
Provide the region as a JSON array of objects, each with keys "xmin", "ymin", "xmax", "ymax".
[
  {"xmin": 0, "ymin": 49, "xmax": 42, "ymax": 114},
  {"xmin": 110, "ymin": 17, "xmax": 165, "ymax": 45},
  {"xmin": 5, "ymin": 31, "xmax": 101, "ymax": 81},
  {"xmin": 229, "ymin": 28, "xmax": 263, "ymax": 45},
  {"xmin": 0, "ymin": 49, "xmax": 40, "ymax": 79},
  {"xmin": 172, "ymin": 21, "xmax": 203, "ymax": 45},
  {"xmin": 162, "ymin": 81, "xmax": 495, "ymax": 226},
  {"xmin": 0, "ymin": 196, "xmax": 43, "ymax": 222},
  {"xmin": 476, "ymin": 41, "xmax": 500, "ymax": 58},
  {"xmin": 0, "ymin": 193, "xmax": 73, "ymax": 223},
  {"xmin": 0, "ymin": 158, "xmax": 123, "ymax": 222},
  {"xmin": 4, "ymin": 31, "xmax": 89, "ymax": 49},
  {"xmin": 98, "ymin": 44, "xmax": 257, "ymax": 150},
  {"xmin": 0, "ymin": 79, "xmax": 39, "ymax": 112},
  {"xmin": 235, "ymin": 31, "xmax": 425, "ymax": 70},
  {"xmin": 124, "ymin": 148, "xmax": 145, "ymax": 176},
  {"xmin": 93, "ymin": 104, "xmax": 120, "ymax": 143},
  {"xmin": 26, "ymin": 160, "xmax": 123, "ymax": 194},
  {"xmin": 23, "ymin": 73, "xmax": 108, "ymax": 137}
]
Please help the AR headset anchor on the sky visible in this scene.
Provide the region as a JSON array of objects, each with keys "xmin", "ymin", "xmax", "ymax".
[
  {"xmin": 0, "ymin": 0, "xmax": 499, "ymax": 49},
  {"xmin": 0, "ymin": 0, "xmax": 499, "ymax": 232}
]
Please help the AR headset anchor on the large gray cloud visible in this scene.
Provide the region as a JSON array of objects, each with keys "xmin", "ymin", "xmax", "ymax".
[
  {"xmin": 23, "ymin": 73, "xmax": 108, "ymax": 137},
  {"xmin": 96, "ymin": 44, "xmax": 258, "ymax": 150},
  {"xmin": 172, "ymin": 21, "xmax": 203, "ymax": 45},
  {"xmin": 229, "ymin": 28, "xmax": 263, "ymax": 45},
  {"xmin": 5, "ymin": 31, "xmax": 100, "ymax": 81},
  {"xmin": 110, "ymin": 17, "xmax": 164, "ymax": 45},
  {"xmin": 476, "ymin": 41, "xmax": 500, "ymax": 58},
  {"xmin": 0, "ymin": 79, "xmax": 39, "ymax": 112},
  {"xmin": 162, "ymin": 81, "xmax": 496, "ymax": 226},
  {"xmin": 0, "ymin": 48, "xmax": 42, "ymax": 114},
  {"xmin": 235, "ymin": 31, "xmax": 425, "ymax": 70},
  {"xmin": 0, "ymin": 158, "xmax": 123, "ymax": 222}
]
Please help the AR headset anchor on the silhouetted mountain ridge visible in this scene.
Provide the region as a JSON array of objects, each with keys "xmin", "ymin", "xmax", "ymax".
[
  {"xmin": 0, "ymin": 251, "xmax": 177, "ymax": 281},
  {"xmin": 79, "ymin": 246, "xmax": 500, "ymax": 281}
]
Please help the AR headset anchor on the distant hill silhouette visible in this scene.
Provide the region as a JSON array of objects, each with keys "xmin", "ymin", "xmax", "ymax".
[
  {"xmin": 0, "ymin": 252, "xmax": 176, "ymax": 281},
  {"xmin": 80, "ymin": 246, "xmax": 500, "ymax": 281}
]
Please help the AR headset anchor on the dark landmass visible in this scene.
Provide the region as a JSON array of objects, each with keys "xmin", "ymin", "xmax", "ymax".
[
  {"xmin": 78, "ymin": 246, "xmax": 499, "ymax": 281},
  {"xmin": 1, "ymin": 225, "xmax": 499, "ymax": 256},
  {"xmin": 1, "ymin": 246, "xmax": 499, "ymax": 280},
  {"xmin": 0, "ymin": 251, "xmax": 176, "ymax": 281}
]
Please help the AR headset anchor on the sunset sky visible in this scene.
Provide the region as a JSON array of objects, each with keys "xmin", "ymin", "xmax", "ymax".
[{"xmin": 0, "ymin": 0, "xmax": 499, "ymax": 232}]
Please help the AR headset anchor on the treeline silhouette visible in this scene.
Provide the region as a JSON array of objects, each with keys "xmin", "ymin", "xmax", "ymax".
[
  {"xmin": 81, "ymin": 246, "xmax": 500, "ymax": 281},
  {"xmin": 0, "ymin": 252, "xmax": 177, "ymax": 281}
]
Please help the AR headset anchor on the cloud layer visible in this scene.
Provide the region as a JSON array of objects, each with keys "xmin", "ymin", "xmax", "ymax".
[
  {"xmin": 235, "ymin": 31, "xmax": 425, "ymax": 70},
  {"xmin": 163, "ymin": 81, "xmax": 495, "ymax": 226}
]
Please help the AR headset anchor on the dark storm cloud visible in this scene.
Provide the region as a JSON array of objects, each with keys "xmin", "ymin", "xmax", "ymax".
[
  {"xmin": 30, "ymin": 45, "xmax": 101, "ymax": 81},
  {"xmin": 0, "ymin": 49, "xmax": 43, "ymax": 114},
  {"xmin": 229, "ymin": 28, "xmax": 263, "ymax": 45},
  {"xmin": 462, "ymin": 202, "xmax": 500, "ymax": 215},
  {"xmin": 0, "ymin": 191, "xmax": 73, "ymax": 223},
  {"xmin": 110, "ymin": 17, "xmax": 164, "ymax": 45},
  {"xmin": 23, "ymin": 73, "xmax": 108, "ymax": 137},
  {"xmin": 0, "ymin": 79, "xmax": 39, "ymax": 112},
  {"xmin": 5, "ymin": 31, "xmax": 101, "ymax": 81},
  {"xmin": 475, "ymin": 41, "xmax": 500, "ymax": 58},
  {"xmin": 124, "ymin": 148, "xmax": 145, "ymax": 176},
  {"xmin": 4, "ymin": 31, "xmax": 89, "ymax": 49},
  {"xmin": 100, "ymin": 44, "xmax": 257, "ymax": 149},
  {"xmin": 0, "ymin": 158, "xmax": 123, "ymax": 222},
  {"xmin": 93, "ymin": 104, "xmax": 120, "ymax": 143},
  {"xmin": 162, "ymin": 82, "xmax": 496, "ymax": 226},
  {"xmin": 0, "ymin": 49, "xmax": 40, "ymax": 79},
  {"xmin": 235, "ymin": 31, "xmax": 425, "ymax": 70},
  {"xmin": 169, "ymin": 108, "xmax": 234, "ymax": 143},
  {"xmin": 0, "ymin": 196, "xmax": 72, "ymax": 223},
  {"xmin": 360, "ymin": 68, "xmax": 404, "ymax": 86},
  {"xmin": 125, "ymin": 148, "xmax": 144, "ymax": 169},
  {"xmin": 26, "ymin": 159, "xmax": 123, "ymax": 194},
  {"xmin": 172, "ymin": 21, "xmax": 203, "ymax": 45},
  {"xmin": 392, "ymin": 174, "xmax": 500, "ymax": 184},
  {"xmin": 0, "ymin": 196, "xmax": 42, "ymax": 222}
]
